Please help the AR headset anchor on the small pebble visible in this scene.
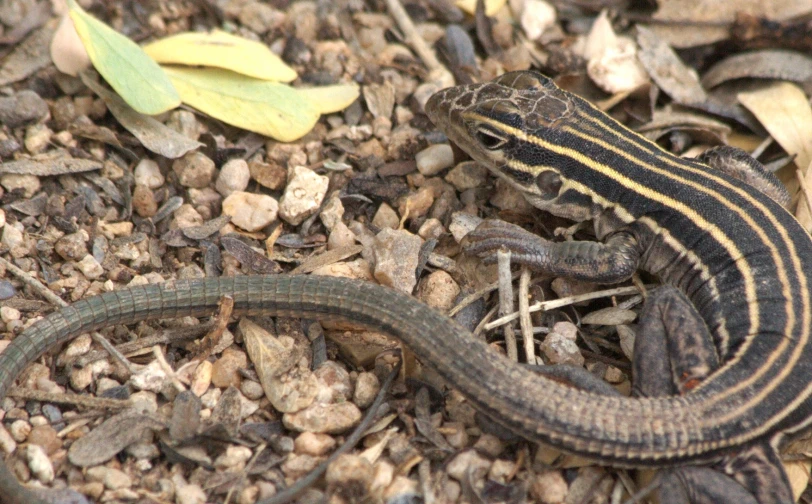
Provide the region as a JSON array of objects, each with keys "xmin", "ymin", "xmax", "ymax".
[
  {"xmin": 445, "ymin": 161, "xmax": 487, "ymax": 191},
  {"xmin": 86, "ymin": 466, "xmax": 132, "ymax": 490},
  {"xmin": 0, "ymin": 91, "xmax": 49, "ymax": 127},
  {"xmin": 221, "ymin": 191, "xmax": 279, "ymax": 232},
  {"xmin": 372, "ymin": 228, "xmax": 423, "ymax": 294},
  {"xmin": 211, "ymin": 349, "xmax": 248, "ymax": 389},
  {"xmin": 132, "ymin": 184, "xmax": 158, "ymax": 218},
  {"xmin": 24, "ymin": 124, "xmax": 52, "ymax": 154},
  {"xmin": 25, "ymin": 444, "xmax": 54, "ymax": 483},
  {"xmin": 172, "ymin": 151, "xmax": 216, "ymax": 189},
  {"xmin": 215, "ymin": 159, "xmax": 250, "ymax": 197},
  {"xmin": 76, "ymin": 254, "xmax": 104, "ymax": 280},
  {"xmin": 540, "ymin": 321, "xmax": 585, "ymax": 366},
  {"xmin": 1, "ymin": 174, "xmax": 40, "ymax": 198},
  {"xmin": 371, "ymin": 203, "xmax": 399, "ymax": 230},
  {"xmin": 133, "ymin": 159, "xmax": 165, "ymax": 189},
  {"xmin": 176, "ymin": 483, "xmax": 207, "ymax": 504},
  {"xmin": 416, "ymin": 144, "xmax": 454, "ymax": 176},
  {"xmin": 417, "ymin": 270, "xmax": 460, "ymax": 312},
  {"xmin": 214, "ymin": 445, "xmax": 252, "ymax": 470},
  {"xmin": 249, "ymin": 159, "xmax": 286, "ymax": 190},
  {"xmin": 278, "ymin": 166, "xmax": 329, "ymax": 225},
  {"xmin": 352, "ymin": 372, "xmax": 379, "ymax": 409},
  {"xmin": 294, "ymin": 432, "xmax": 336, "ymax": 456},
  {"xmin": 283, "ymin": 402, "xmax": 362, "ymax": 434},
  {"xmin": 0, "ymin": 306, "xmax": 20, "ymax": 323}
]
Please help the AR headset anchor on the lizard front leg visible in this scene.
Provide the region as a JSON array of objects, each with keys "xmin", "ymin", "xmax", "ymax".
[{"xmin": 463, "ymin": 222, "xmax": 794, "ymax": 504}]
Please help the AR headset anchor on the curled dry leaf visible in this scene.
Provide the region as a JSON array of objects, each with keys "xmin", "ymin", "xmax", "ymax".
[
  {"xmin": 80, "ymin": 72, "xmax": 203, "ymax": 159},
  {"xmin": 701, "ymin": 50, "xmax": 812, "ymax": 89},
  {"xmin": 51, "ymin": 14, "xmax": 91, "ymax": 76}
]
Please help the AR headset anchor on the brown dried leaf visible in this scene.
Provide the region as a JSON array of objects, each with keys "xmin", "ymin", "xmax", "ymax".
[
  {"xmin": 636, "ymin": 26, "xmax": 706, "ymax": 106},
  {"xmin": 242, "ymin": 318, "xmax": 317, "ymax": 413},
  {"xmin": 637, "ymin": 107, "xmax": 731, "ymax": 145},
  {"xmin": 0, "ymin": 25, "xmax": 54, "ymax": 86},
  {"xmin": 291, "ymin": 244, "xmax": 364, "ymax": 274},
  {"xmin": 784, "ymin": 460, "xmax": 811, "ymax": 502},
  {"xmin": 581, "ymin": 307, "xmax": 637, "ymax": 326},
  {"xmin": 169, "ymin": 390, "xmax": 202, "ymax": 442},
  {"xmin": 363, "ymin": 81, "xmax": 396, "ymax": 119},
  {"xmin": 181, "ymin": 215, "xmax": 231, "ymax": 240},
  {"xmin": 80, "ymin": 72, "xmax": 203, "ymax": 159},
  {"xmin": 68, "ymin": 411, "xmax": 166, "ymax": 467},
  {"xmin": 644, "ymin": 0, "xmax": 810, "ymax": 48},
  {"xmin": 738, "ymin": 82, "xmax": 812, "ymax": 228},
  {"xmin": 0, "ymin": 156, "xmax": 101, "ymax": 176},
  {"xmin": 702, "ymin": 50, "xmax": 812, "ymax": 89},
  {"xmin": 221, "ymin": 235, "xmax": 282, "ymax": 274},
  {"xmin": 241, "ymin": 318, "xmax": 304, "ymax": 378}
]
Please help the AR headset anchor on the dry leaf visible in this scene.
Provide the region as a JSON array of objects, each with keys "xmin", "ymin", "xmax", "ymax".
[
  {"xmin": 163, "ymin": 66, "xmax": 320, "ymax": 142},
  {"xmin": 636, "ymin": 26, "xmax": 706, "ymax": 105},
  {"xmin": 241, "ymin": 318, "xmax": 317, "ymax": 413},
  {"xmin": 143, "ymin": 29, "xmax": 297, "ymax": 82},
  {"xmin": 644, "ymin": 0, "xmax": 810, "ymax": 48},
  {"xmin": 702, "ymin": 50, "xmax": 812, "ymax": 89},
  {"xmin": 455, "ymin": 0, "xmax": 507, "ymax": 16},
  {"xmin": 51, "ymin": 14, "xmax": 90, "ymax": 76},
  {"xmin": 584, "ymin": 11, "xmax": 648, "ymax": 94},
  {"xmin": 0, "ymin": 25, "xmax": 54, "ymax": 86},
  {"xmin": 296, "ymin": 83, "xmax": 361, "ymax": 114},
  {"xmin": 737, "ymin": 82, "xmax": 812, "ymax": 227},
  {"xmin": 784, "ymin": 460, "xmax": 811, "ymax": 502},
  {"xmin": 581, "ymin": 307, "xmax": 637, "ymax": 326},
  {"xmin": 81, "ymin": 72, "xmax": 203, "ymax": 158}
]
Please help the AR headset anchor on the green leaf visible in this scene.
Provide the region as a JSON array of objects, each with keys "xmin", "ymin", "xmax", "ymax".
[
  {"xmin": 163, "ymin": 66, "xmax": 320, "ymax": 142},
  {"xmin": 67, "ymin": 0, "xmax": 179, "ymax": 115}
]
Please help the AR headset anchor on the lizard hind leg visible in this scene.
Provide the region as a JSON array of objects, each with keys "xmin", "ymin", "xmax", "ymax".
[{"xmin": 634, "ymin": 285, "xmax": 792, "ymax": 504}]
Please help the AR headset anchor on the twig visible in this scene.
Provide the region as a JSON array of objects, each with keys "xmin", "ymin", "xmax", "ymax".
[
  {"xmin": 152, "ymin": 345, "xmax": 186, "ymax": 393},
  {"xmin": 7, "ymin": 388, "xmax": 131, "ymax": 410},
  {"xmin": 383, "ymin": 0, "xmax": 451, "ymax": 82},
  {"xmin": 797, "ymin": 166, "xmax": 812, "ymax": 221},
  {"xmin": 497, "ymin": 250, "xmax": 518, "ymax": 362},
  {"xmin": 484, "ymin": 285, "xmax": 650, "ymax": 330},
  {"xmin": 0, "ymin": 255, "xmax": 67, "ymax": 307},
  {"xmin": 258, "ymin": 352, "xmax": 403, "ymax": 504},
  {"xmin": 518, "ymin": 268, "xmax": 535, "ymax": 364}
]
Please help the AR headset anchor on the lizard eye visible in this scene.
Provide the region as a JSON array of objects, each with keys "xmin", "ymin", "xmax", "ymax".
[
  {"xmin": 536, "ymin": 170, "xmax": 561, "ymax": 198},
  {"xmin": 475, "ymin": 127, "xmax": 508, "ymax": 150}
]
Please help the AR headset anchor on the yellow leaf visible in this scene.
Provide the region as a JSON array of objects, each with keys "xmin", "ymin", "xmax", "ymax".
[
  {"xmin": 67, "ymin": 0, "xmax": 179, "ymax": 115},
  {"xmin": 296, "ymin": 83, "xmax": 360, "ymax": 114},
  {"xmin": 455, "ymin": 0, "xmax": 507, "ymax": 16},
  {"xmin": 143, "ymin": 29, "xmax": 297, "ymax": 83},
  {"xmin": 163, "ymin": 66, "xmax": 320, "ymax": 142}
]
